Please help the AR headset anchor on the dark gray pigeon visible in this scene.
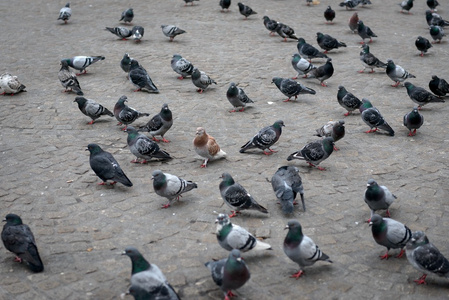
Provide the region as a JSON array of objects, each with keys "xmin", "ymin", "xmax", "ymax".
[
  {"xmin": 276, "ymin": 22, "xmax": 298, "ymax": 42},
  {"xmin": 205, "ymin": 249, "xmax": 250, "ymax": 300},
  {"xmin": 337, "ymin": 85, "xmax": 362, "ymax": 116},
  {"xmin": 192, "ymin": 67, "xmax": 217, "ymax": 93},
  {"xmin": 61, "ymin": 56, "xmax": 105, "ymax": 75},
  {"xmin": 215, "ymin": 213, "xmax": 272, "ymax": 252},
  {"xmin": 113, "ymin": 95, "xmax": 150, "ymax": 131},
  {"xmin": 120, "ymin": 8, "xmax": 134, "ymax": 23},
  {"xmin": 369, "ymin": 214, "xmax": 411, "ymax": 260},
  {"xmin": 415, "ymin": 36, "xmax": 432, "ymax": 57},
  {"xmin": 291, "ymin": 53, "xmax": 316, "ymax": 79},
  {"xmin": 171, "ymin": 54, "xmax": 194, "ymax": 80},
  {"xmin": 364, "ymin": 179, "xmax": 396, "ymax": 221},
  {"xmin": 152, "ymin": 170, "xmax": 197, "ymax": 208},
  {"xmin": 263, "ymin": 16, "xmax": 279, "ymax": 35},
  {"xmin": 324, "ymin": 6, "xmax": 335, "ymax": 24},
  {"xmin": 74, "ymin": 96, "xmax": 113, "ymax": 124},
  {"xmin": 359, "ymin": 44, "xmax": 387, "ymax": 73},
  {"xmin": 240, "ymin": 120, "xmax": 284, "ymax": 155},
  {"xmin": 161, "ymin": 25, "xmax": 186, "ymax": 42},
  {"xmin": 86, "ymin": 143, "xmax": 133, "ymax": 187},
  {"xmin": 430, "ymin": 25, "xmax": 445, "ymax": 43},
  {"xmin": 429, "ymin": 75, "xmax": 449, "ymax": 97},
  {"xmin": 129, "ymin": 60, "xmax": 159, "ymax": 93},
  {"xmin": 339, "ymin": 0, "xmax": 360, "ymax": 10},
  {"xmin": 58, "ymin": 60, "xmax": 83, "ymax": 95},
  {"xmin": 57, "ymin": 3, "xmax": 71, "ymax": 24},
  {"xmin": 238, "ymin": 2, "xmax": 257, "ymax": 19},
  {"xmin": 316, "ymin": 32, "xmax": 346, "ymax": 53},
  {"xmin": 105, "ymin": 26, "xmax": 132, "ymax": 40},
  {"xmin": 403, "ymin": 107, "xmax": 424, "ymax": 136},
  {"xmin": 120, "ymin": 53, "xmax": 136, "ymax": 74},
  {"xmin": 138, "ymin": 103, "xmax": 173, "ymax": 143},
  {"xmin": 386, "ymin": 59, "xmax": 416, "ymax": 87},
  {"xmin": 297, "ymin": 38, "xmax": 328, "ymax": 62},
  {"xmin": 427, "ymin": 0, "xmax": 439, "ymax": 12},
  {"xmin": 2, "ymin": 214, "xmax": 44, "ymax": 272},
  {"xmin": 359, "ymin": 98, "xmax": 395, "ymax": 136},
  {"xmin": 406, "ymin": 231, "xmax": 449, "ymax": 285},
  {"xmin": 219, "ymin": 172, "xmax": 268, "ymax": 218},
  {"xmin": 220, "ymin": 0, "xmax": 231, "ymax": 12},
  {"xmin": 131, "ymin": 26, "xmax": 144, "ymax": 42},
  {"xmin": 287, "ymin": 137, "xmax": 334, "ymax": 171},
  {"xmin": 314, "ymin": 120, "xmax": 345, "ymax": 150},
  {"xmin": 125, "ymin": 126, "xmax": 172, "ymax": 163},
  {"xmin": 283, "ymin": 220, "xmax": 332, "ymax": 279},
  {"xmin": 307, "ymin": 58, "xmax": 334, "ymax": 87},
  {"xmin": 122, "ymin": 247, "xmax": 180, "ymax": 300},
  {"xmin": 425, "ymin": 11, "xmax": 449, "ymax": 27},
  {"xmin": 226, "ymin": 82, "xmax": 254, "ymax": 112},
  {"xmin": 271, "ymin": 77, "xmax": 316, "ymax": 102},
  {"xmin": 357, "ymin": 20, "xmax": 377, "ymax": 44},
  {"xmin": 404, "ymin": 82, "xmax": 445, "ymax": 109},
  {"xmin": 399, "ymin": 0, "xmax": 414, "ymax": 14},
  {"xmin": 271, "ymin": 166, "xmax": 305, "ymax": 214}
]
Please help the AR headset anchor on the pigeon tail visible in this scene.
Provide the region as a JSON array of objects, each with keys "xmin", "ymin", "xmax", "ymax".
[
  {"xmin": 239, "ymin": 140, "xmax": 254, "ymax": 153},
  {"xmin": 253, "ymin": 240, "xmax": 272, "ymax": 251},
  {"xmin": 152, "ymin": 150, "xmax": 172, "ymax": 160},
  {"xmin": 251, "ymin": 202, "xmax": 268, "ymax": 214},
  {"xmin": 379, "ymin": 123, "xmax": 395, "ymax": 136},
  {"xmin": 23, "ymin": 243, "xmax": 44, "ymax": 272}
]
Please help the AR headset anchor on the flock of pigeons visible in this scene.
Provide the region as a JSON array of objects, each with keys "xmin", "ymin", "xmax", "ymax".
[{"xmin": 2, "ymin": 0, "xmax": 449, "ymax": 299}]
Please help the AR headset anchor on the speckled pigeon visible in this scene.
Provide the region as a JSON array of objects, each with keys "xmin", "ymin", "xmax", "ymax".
[
  {"xmin": 287, "ymin": 137, "xmax": 334, "ymax": 171},
  {"xmin": 239, "ymin": 120, "xmax": 284, "ymax": 155},
  {"xmin": 58, "ymin": 60, "xmax": 83, "ymax": 95},
  {"xmin": 74, "ymin": 96, "xmax": 113, "ymax": 125},
  {"xmin": 152, "ymin": 170, "xmax": 197, "ymax": 208},
  {"xmin": 359, "ymin": 98, "xmax": 395, "ymax": 136},
  {"xmin": 425, "ymin": 11, "xmax": 449, "ymax": 27},
  {"xmin": 61, "ymin": 56, "xmax": 105, "ymax": 75},
  {"xmin": 57, "ymin": 3, "xmax": 71, "ymax": 24},
  {"xmin": 192, "ymin": 67, "xmax": 216, "ymax": 93},
  {"xmin": 105, "ymin": 26, "xmax": 132, "ymax": 40},
  {"xmin": 226, "ymin": 82, "xmax": 254, "ymax": 112},
  {"xmin": 357, "ymin": 20, "xmax": 377, "ymax": 44},
  {"xmin": 263, "ymin": 16, "xmax": 278, "ymax": 35},
  {"xmin": 0, "ymin": 73, "xmax": 26, "ymax": 95},
  {"xmin": 275, "ymin": 22, "xmax": 298, "ymax": 42},
  {"xmin": 403, "ymin": 107, "xmax": 424, "ymax": 136},
  {"xmin": 429, "ymin": 25, "xmax": 445, "ymax": 43},
  {"xmin": 386, "ymin": 59, "xmax": 415, "ymax": 87},
  {"xmin": 138, "ymin": 103, "xmax": 173, "ymax": 143},
  {"xmin": 171, "ymin": 54, "xmax": 194, "ymax": 80},
  {"xmin": 429, "ymin": 75, "xmax": 449, "ymax": 97},
  {"xmin": 337, "ymin": 85, "xmax": 362, "ymax": 116},
  {"xmin": 193, "ymin": 127, "xmax": 227, "ymax": 168},
  {"xmin": 339, "ymin": 0, "xmax": 360, "ymax": 10},
  {"xmin": 307, "ymin": 58, "xmax": 334, "ymax": 87},
  {"xmin": 131, "ymin": 26, "xmax": 144, "ymax": 42},
  {"xmin": 161, "ymin": 25, "xmax": 186, "ymax": 42},
  {"xmin": 364, "ymin": 179, "xmax": 396, "ymax": 221},
  {"xmin": 128, "ymin": 60, "xmax": 159, "ymax": 93},
  {"xmin": 271, "ymin": 77, "xmax": 316, "ymax": 102},
  {"xmin": 125, "ymin": 126, "xmax": 172, "ymax": 163},
  {"xmin": 316, "ymin": 32, "xmax": 346, "ymax": 53},
  {"xmin": 113, "ymin": 95, "xmax": 150, "ymax": 130},
  {"xmin": 297, "ymin": 38, "xmax": 328, "ymax": 62},
  {"xmin": 238, "ymin": 2, "xmax": 257, "ymax": 19},
  {"xmin": 314, "ymin": 120, "xmax": 345, "ymax": 150},
  {"xmin": 359, "ymin": 44, "xmax": 387, "ymax": 73},
  {"xmin": 271, "ymin": 166, "xmax": 305, "ymax": 214},
  {"xmin": 404, "ymin": 82, "xmax": 445, "ymax": 109}
]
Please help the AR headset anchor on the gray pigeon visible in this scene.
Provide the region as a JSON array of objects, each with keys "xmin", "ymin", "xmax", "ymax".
[
  {"xmin": 426, "ymin": 11, "xmax": 449, "ymax": 27},
  {"xmin": 125, "ymin": 126, "xmax": 172, "ymax": 163},
  {"xmin": 240, "ymin": 120, "xmax": 284, "ymax": 155},
  {"xmin": 0, "ymin": 73, "xmax": 26, "ymax": 95},
  {"xmin": 138, "ymin": 103, "xmax": 173, "ymax": 143},
  {"xmin": 263, "ymin": 16, "xmax": 279, "ymax": 36},
  {"xmin": 131, "ymin": 26, "xmax": 144, "ymax": 42},
  {"xmin": 152, "ymin": 170, "xmax": 197, "ymax": 208},
  {"xmin": 283, "ymin": 220, "xmax": 332, "ymax": 279},
  {"xmin": 291, "ymin": 53, "xmax": 316, "ymax": 79},
  {"xmin": 219, "ymin": 172, "xmax": 268, "ymax": 218},
  {"xmin": 220, "ymin": 0, "xmax": 231, "ymax": 12},
  {"xmin": 171, "ymin": 54, "xmax": 194, "ymax": 80},
  {"xmin": 316, "ymin": 32, "xmax": 346, "ymax": 53},
  {"xmin": 399, "ymin": 0, "xmax": 414, "ymax": 14},
  {"xmin": 359, "ymin": 44, "xmax": 387, "ymax": 73},
  {"xmin": 86, "ymin": 143, "xmax": 133, "ymax": 187},
  {"xmin": 58, "ymin": 60, "xmax": 83, "ymax": 95},
  {"xmin": 287, "ymin": 137, "xmax": 335, "ymax": 171},
  {"xmin": 105, "ymin": 26, "xmax": 132, "ymax": 40},
  {"xmin": 226, "ymin": 82, "xmax": 254, "ymax": 112},
  {"xmin": 2, "ymin": 214, "xmax": 44, "ymax": 272},
  {"xmin": 161, "ymin": 25, "xmax": 186, "ymax": 42},
  {"xmin": 415, "ymin": 36, "xmax": 432, "ymax": 57},
  {"xmin": 120, "ymin": 53, "xmax": 134, "ymax": 74},
  {"xmin": 406, "ymin": 231, "xmax": 449, "ymax": 285},
  {"xmin": 73, "ymin": 96, "xmax": 113, "ymax": 124},
  {"xmin": 386, "ymin": 59, "xmax": 416, "ymax": 87},
  {"xmin": 120, "ymin": 8, "xmax": 134, "ymax": 23},
  {"xmin": 297, "ymin": 38, "xmax": 328, "ymax": 62},
  {"xmin": 429, "ymin": 75, "xmax": 449, "ymax": 97},
  {"xmin": 364, "ymin": 179, "xmax": 396, "ymax": 221},
  {"xmin": 113, "ymin": 95, "xmax": 150, "ymax": 131},
  {"xmin": 129, "ymin": 60, "xmax": 159, "ymax": 93},
  {"xmin": 337, "ymin": 85, "xmax": 362, "ymax": 116},
  {"xmin": 205, "ymin": 249, "xmax": 250, "ymax": 300},
  {"xmin": 122, "ymin": 247, "xmax": 180, "ymax": 300},
  {"xmin": 430, "ymin": 25, "xmax": 445, "ymax": 43},
  {"xmin": 237, "ymin": 2, "xmax": 257, "ymax": 19},
  {"xmin": 403, "ymin": 107, "xmax": 424, "ymax": 136},
  {"xmin": 359, "ymin": 98, "xmax": 395, "ymax": 136},
  {"xmin": 307, "ymin": 58, "xmax": 334, "ymax": 87},
  {"xmin": 215, "ymin": 213, "xmax": 272, "ymax": 252},
  {"xmin": 404, "ymin": 82, "xmax": 445, "ymax": 109},
  {"xmin": 357, "ymin": 20, "xmax": 377, "ymax": 44},
  {"xmin": 275, "ymin": 23, "xmax": 298, "ymax": 42},
  {"xmin": 369, "ymin": 214, "xmax": 411, "ymax": 260},
  {"xmin": 339, "ymin": 0, "xmax": 360, "ymax": 10},
  {"xmin": 314, "ymin": 120, "xmax": 345, "ymax": 150},
  {"xmin": 191, "ymin": 67, "xmax": 216, "ymax": 93},
  {"xmin": 60, "ymin": 56, "xmax": 105, "ymax": 75},
  {"xmin": 271, "ymin": 77, "xmax": 316, "ymax": 102},
  {"xmin": 271, "ymin": 166, "xmax": 305, "ymax": 214},
  {"xmin": 57, "ymin": 3, "xmax": 71, "ymax": 24}
]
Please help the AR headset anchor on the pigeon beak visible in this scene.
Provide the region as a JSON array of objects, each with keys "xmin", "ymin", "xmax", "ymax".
[
  {"xmin": 151, "ymin": 176, "xmax": 154, "ymax": 180},
  {"xmin": 368, "ymin": 221, "xmax": 373, "ymax": 226},
  {"xmin": 236, "ymin": 257, "xmax": 242, "ymax": 262},
  {"xmin": 121, "ymin": 251, "xmax": 127, "ymax": 255},
  {"xmin": 284, "ymin": 225, "xmax": 289, "ymax": 230},
  {"xmin": 2, "ymin": 219, "xmax": 6, "ymax": 222},
  {"xmin": 215, "ymin": 219, "xmax": 219, "ymax": 224}
]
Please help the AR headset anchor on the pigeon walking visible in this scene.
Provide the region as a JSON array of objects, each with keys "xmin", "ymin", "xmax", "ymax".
[
  {"xmin": 324, "ymin": 6, "xmax": 335, "ymax": 24},
  {"xmin": 272, "ymin": 77, "xmax": 316, "ymax": 102},
  {"xmin": 404, "ymin": 82, "xmax": 445, "ymax": 109},
  {"xmin": 226, "ymin": 82, "xmax": 254, "ymax": 112},
  {"xmin": 399, "ymin": 0, "xmax": 414, "ymax": 14},
  {"xmin": 359, "ymin": 98, "xmax": 395, "ymax": 136},
  {"xmin": 283, "ymin": 220, "xmax": 332, "ymax": 279},
  {"xmin": 307, "ymin": 58, "xmax": 334, "ymax": 87},
  {"xmin": 337, "ymin": 85, "xmax": 362, "ymax": 116},
  {"xmin": 61, "ymin": 56, "xmax": 105, "ymax": 75},
  {"xmin": 74, "ymin": 96, "xmax": 113, "ymax": 125},
  {"xmin": 2, "ymin": 214, "xmax": 44, "ymax": 272},
  {"xmin": 276, "ymin": 23, "xmax": 298, "ymax": 42},
  {"xmin": 131, "ymin": 26, "xmax": 144, "ymax": 42},
  {"xmin": 128, "ymin": 60, "xmax": 159, "ymax": 93},
  {"xmin": 240, "ymin": 120, "xmax": 284, "ymax": 155},
  {"xmin": 220, "ymin": 0, "xmax": 231, "ymax": 12},
  {"xmin": 364, "ymin": 179, "xmax": 396, "ymax": 221},
  {"xmin": 386, "ymin": 59, "xmax": 416, "ymax": 87},
  {"xmin": 340, "ymin": 0, "xmax": 360, "ymax": 10},
  {"xmin": 415, "ymin": 36, "xmax": 432, "ymax": 57},
  {"xmin": 287, "ymin": 137, "xmax": 335, "ymax": 171},
  {"xmin": 126, "ymin": 126, "xmax": 172, "ymax": 163},
  {"xmin": 219, "ymin": 172, "xmax": 268, "ymax": 218},
  {"xmin": 359, "ymin": 44, "xmax": 387, "ymax": 73},
  {"xmin": 105, "ymin": 27, "xmax": 132, "ymax": 40},
  {"xmin": 430, "ymin": 25, "xmax": 445, "ymax": 43},
  {"xmin": 152, "ymin": 170, "xmax": 197, "ymax": 208},
  {"xmin": 113, "ymin": 95, "xmax": 150, "ymax": 130},
  {"xmin": 403, "ymin": 107, "xmax": 424, "ymax": 136},
  {"xmin": 58, "ymin": 60, "xmax": 83, "ymax": 95},
  {"xmin": 429, "ymin": 75, "xmax": 449, "ymax": 97},
  {"xmin": 291, "ymin": 53, "xmax": 316, "ymax": 79},
  {"xmin": 120, "ymin": 8, "xmax": 134, "ymax": 23},
  {"xmin": 138, "ymin": 103, "xmax": 173, "ymax": 143},
  {"xmin": 161, "ymin": 25, "xmax": 186, "ymax": 42},
  {"xmin": 263, "ymin": 16, "xmax": 278, "ymax": 35},
  {"xmin": 171, "ymin": 54, "xmax": 194, "ymax": 80},
  {"xmin": 193, "ymin": 127, "xmax": 227, "ymax": 167},
  {"xmin": 192, "ymin": 67, "xmax": 217, "ymax": 93},
  {"xmin": 348, "ymin": 12, "xmax": 359, "ymax": 33},
  {"xmin": 0, "ymin": 73, "xmax": 26, "ymax": 95},
  {"xmin": 314, "ymin": 120, "xmax": 345, "ymax": 150},
  {"xmin": 271, "ymin": 166, "xmax": 305, "ymax": 214},
  {"xmin": 297, "ymin": 38, "xmax": 328, "ymax": 62},
  {"xmin": 357, "ymin": 20, "xmax": 377, "ymax": 44},
  {"xmin": 316, "ymin": 32, "xmax": 346, "ymax": 53},
  {"xmin": 57, "ymin": 3, "xmax": 71, "ymax": 24},
  {"xmin": 238, "ymin": 2, "xmax": 257, "ymax": 19}
]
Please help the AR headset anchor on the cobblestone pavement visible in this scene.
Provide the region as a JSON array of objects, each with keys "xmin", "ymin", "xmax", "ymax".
[{"xmin": 1, "ymin": 0, "xmax": 449, "ymax": 299}]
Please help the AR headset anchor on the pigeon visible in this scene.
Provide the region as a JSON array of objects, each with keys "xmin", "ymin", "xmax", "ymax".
[
  {"xmin": 427, "ymin": 0, "xmax": 439, "ymax": 12},
  {"xmin": 113, "ymin": 95, "xmax": 150, "ymax": 130},
  {"xmin": 120, "ymin": 8, "xmax": 134, "ymax": 23},
  {"xmin": 86, "ymin": 143, "xmax": 133, "ymax": 187},
  {"xmin": 120, "ymin": 53, "xmax": 136, "ymax": 74},
  {"xmin": 337, "ymin": 85, "xmax": 363, "ymax": 116},
  {"xmin": 122, "ymin": 247, "xmax": 180, "ymax": 300},
  {"xmin": 125, "ymin": 126, "xmax": 172, "ymax": 163},
  {"xmin": 357, "ymin": 20, "xmax": 377, "ymax": 44},
  {"xmin": 430, "ymin": 25, "xmax": 445, "ymax": 43},
  {"xmin": 307, "ymin": 58, "xmax": 334, "ymax": 87},
  {"xmin": 399, "ymin": 0, "xmax": 414, "ymax": 14},
  {"xmin": 324, "ymin": 6, "xmax": 335, "ymax": 24},
  {"xmin": 271, "ymin": 77, "xmax": 316, "ymax": 102},
  {"xmin": 0, "ymin": 73, "xmax": 26, "ymax": 95},
  {"xmin": 297, "ymin": 38, "xmax": 328, "ymax": 62},
  {"xmin": 238, "ymin": 2, "xmax": 257, "ymax": 19},
  {"xmin": 429, "ymin": 75, "xmax": 449, "ymax": 97},
  {"xmin": 184, "ymin": 0, "xmax": 199, "ymax": 6},
  {"xmin": 263, "ymin": 16, "xmax": 279, "ymax": 36},
  {"xmin": 403, "ymin": 107, "xmax": 424, "ymax": 136},
  {"xmin": 369, "ymin": 214, "xmax": 411, "ymax": 260},
  {"xmin": 239, "ymin": 120, "xmax": 285, "ymax": 155},
  {"xmin": 359, "ymin": 98, "xmax": 395, "ymax": 136},
  {"xmin": 219, "ymin": 172, "xmax": 268, "ymax": 218},
  {"xmin": 275, "ymin": 23, "xmax": 298, "ymax": 42},
  {"xmin": 226, "ymin": 82, "xmax": 254, "ymax": 112},
  {"xmin": 404, "ymin": 82, "xmax": 445, "ymax": 109},
  {"xmin": 348, "ymin": 12, "xmax": 359, "ymax": 33},
  {"xmin": 73, "ymin": 96, "xmax": 114, "ymax": 125},
  {"xmin": 171, "ymin": 54, "xmax": 194, "ymax": 80},
  {"xmin": 128, "ymin": 60, "xmax": 159, "ymax": 93},
  {"xmin": 364, "ymin": 179, "xmax": 396, "ymax": 221},
  {"xmin": 191, "ymin": 67, "xmax": 217, "ymax": 93},
  {"xmin": 220, "ymin": 0, "xmax": 232, "ymax": 12},
  {"xmin": 60, "ymin": 56, "xmax": 105, "ymax": 75},
  {"xmin": 425, "ymin": 11, "xmax": 449, "ymax": 28},
  {"xmin": 215, "ymin": 213, "xmax": 272, "ymax": 252},
  {"xmin": 105, "ymin": 27, "xmax": 132, "ymax": 40},
  {"xmin": 131, "ymin": 26, "xmax": 144, "ymax": 42},
  {"xmin": 193, "ymin": 127, "xmax": 227, "ymax": 167},
  {"xmin": 151, "ymin": 170, "xmax": 197, "ymax": 208},
  {"xmin": 286, "ymin": 137, "xmax": 335, "ymax": 171},
  {"xmin": 205, "ymin": 249, "xmax": 250, "ymax": 300},
  {"xmin": 406, "ymin": 231, "xmax": 449, "ymax": 285},
  {"xmin": 161, "ymin": 25, "xmax": 186, "ymax": 42},
  {"xmin": 57, "ymin": 3, "xmax": 71, "ymax": 24},
  {"xmin": 1, "ymin": 214, "xmax": 44, "ymax": 272},
  {"xmin": 359, "ymin": 44, "xmax": 387, "ymax": 73},
  {"xmin": 58, "ymin": 60, "xmax": 83, "ymax": 96},
  {"xmin": 283, "ymin": 220, "xmax": 332, "ymax": 279},
  {"xmin": 138, "ymin": 103, "xmax": 173, "ymax": 143},
  {"xmin": 316, "ymin": 32, "xmax": 346, "ymax": 53},
  {"xmin": 314, "ymin": 120, "xmax": 345, "ymax": 150},
  {"xmin": 291, "ymin": 53, "xmax": 317, "ymax": 79},
  {"xmin": 386, "ymin": 59, "xmax": 416, "ymax": 87},
  {"xmin": 339, "ymin": 0, "xmax": 360, "ymax": 10},
  {"xmin": 271, "ymin": 166, "xmax": 305, "ymax": 214}
]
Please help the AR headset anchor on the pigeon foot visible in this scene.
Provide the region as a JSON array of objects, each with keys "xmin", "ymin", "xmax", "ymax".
[
  {"xmin": 290, "ymin": 270, "xmax": 304, "ymax": 279},
  {"xmin": 413, "ymin": 274, "xmax": 427, "ymax": 285}
]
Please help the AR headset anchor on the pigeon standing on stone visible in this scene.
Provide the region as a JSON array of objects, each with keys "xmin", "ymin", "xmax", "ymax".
[
  {"xmin": 337, "ymin": 85, "xmax": 363, "ymax": 116},
  {"xmin": 1, "ymin": 214, "xmax": 44, "ymax": 272},
  {"xmin": 61, "ymin": 56, "xmax": 105, "ymax": 75},
  {"xmin": 105, "ymin": 27, "xmax": 132, "ymax": 40},
  {"xmin": 152, "ymin": 170, "xmax": 197, "ymax": 208},
  {"xmin": 193, "ymin": 127, "xmax": 227, "ymax": 168},
  {"xmin": 138, "ymin": 103, "xmax": 173, "ymax": 143},
  {"xmin": 226, "ymin": 82, "xmax": 254, "ymax": 112},
  {"xmin": 240, "ymin": 120, "xmax": 285, "ymax": 155},
  {"xmin": 113, "ymin": 95, "xmax": 150, "ymax": 130},
  {"xmin": 316, "ymin": 32, "xmax": 346, "ymax": 53},
  {"xmin": 429, "ymin": 75, "xmax": 449, "ymax": 97},
  {"xmin": 425, "ymin": 11, "xmax": 449, "ymax": 28},
  {"xmin": 276, "ymin": 23, "xmax": 298, "ymax": 42},
  {"xmin": 357, "ymin": 20, "xmax": 377, "ymax": 44},
  {"xmin": 86, "ymin": 143, "xmax": 133, "ymax": 187},
  {"xmin": 120, "ymin": 8, "xmax": 134, "ymax": 23},
  {"xmin": 415, "ymin": 36, "xmax": 432, "ymax": 57},
  {"xmin": 404, "ymin": 82, "xmax": 445, "ymax": 109},
  {"xmin": 364, "ymin": 179, "xmax": 396, "ymax": 221},
  {"xmin": 324, "ymin": 6, "xmax": 335, "ymax": 24},
  {"xmin": 263, "ymin": 16, "xmax": 278, "ymax": 35},
  {"xmin": 287, "ymin": 137, "xmax": 335, "ymax": 171},
  {"xmin": 161, "ymin": 25, "xmax": 186, "ymax": 42},
  {"xmin": 348, "ymin": 12, "xmax": 359, "ymax": 33},
  {"xmin": 128, "ymin": 60, "xmax": 159, "ymax": 93},
  {"xmin": 314, "ymin": 120, "xmax": 345, "ymax": 150},
  {"xmin": 386, "ymin": 59, "xmax": 416, "ymax": 87},
  {"xmin": 191, "ymin": 67, "xmax": 217, "ymax": 93},
  {"xmin": 171, "ymin": 54, "xmax": 194, "ymax": 80},
  {"xmin": 58, "ymin": 60, "xmax": 83, "ymax": 95},
  {"xmin": 369, "ymin": 214, "xmax": 411, "ymax": 260},
  {"xmin": 291, "ymin": 53, "xmax": 316, "ymax": 79},
  {"xmin": 271, "ymin": 166, "xmax": 305, "ymax": 214},
  {"xmin": 406, "ymin": 231, "xmax": 449, "ymax": 285},
  {"xmin": 339, "ymin": 0, "xmax": 360, "ymax": 10},
  {"xmin": 237, "ymin": 2, "xmax": 257, "ymax": 19},
  {"xmin": 307, "ymin": 58, "xmax": 334, "ymax": 87},
  {"xmin": 215, "ymin": 213, "xmax": 272, "ymax": 252},
  {"xmin": 430, "ymin": 25, "xmax": 445, "ymax": 43},
  {"xmin": 0, "ymin": 73, "xmax": 26, "ymax": 95},
  {"xmin": 283, "ymin": 220, "xmax": 332, "ymax": 279},
  {"xmin": 403, "ymin": 107, "xmax": 424, "ymax": 136},
  {"xmin": 131, "ymin": 26, "xmax": 144, "ymax": 42},
  {"xmin": 126, "ymin": 126, "xmax": 172, "ymax": 163},
  {"xmin": 73, "ymin": 96, "xmax": 114, "ymax": 125},
  {"xmin": 399, "ymin": 0, "xmax": 414, "ymax": 14},
  {"xmin": 219, "ymin": 172, "xmax": 268, "ymax": 218},
  {"xmin": 58, "ymin": 3, "xmax": 71, "ymax": 24},
  {"xmin": 359, "ymin": 98, "xmax": 395, "ymax": 136},
  {"xmin": 271, "ymin": 77, "xmax": 316, "ymax": 102},
  {"xmin": 297, "ymin": 38, "xmax": 328, "ymax": 62},
  {"xmin": 359, "ymin": 44, "xmax": 387, "ymax": 73},
  {"xmin": 220, "ymin": 0, "xmax": 231, "ymax": 12}
]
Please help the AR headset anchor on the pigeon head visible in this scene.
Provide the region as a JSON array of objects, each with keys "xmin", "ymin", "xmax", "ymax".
[
  {"xmin": 215, "ymin": 213, "xmax": 231, "ymax": 226},
  {"xmin": 86, "ymin": 143, "xmax": 103, "ymax": 155},
  {"xmin": 195, "ymin": 127, "xmax": 206, "ymax": 137},
  {"xmin": 297, "ymin": 38, "xmax": 306, "ymax": 45},
  {"xmin": 151, "ymin": 170, "xmax": 166, "ymax": 188},
  {"xmin": 431, "ymin": 75, "xmax": 439, "ymax": 80},
  {"xmin": 284, "ymin": 220, "xmax": 303, "ymax": 245},
  {"xmin": 238, "ymin": 3, "xmax": 244, "ymax": 8},
  {"xmin": 360, "ymin": 98, "xmax": 373, "ymax": 109},
  {"xmin": 220, "ymin": 173, "xmax": 235, "ymax": 186},
  {"xmin": 386, "ymin": 59, "xmax": 394, "ymax": 66},
  {"xmin": 74, "ymin": 96, "xmax": 87, "ymax": 106},
  {"xmin": 273, "ymin": 120, "xmax": 285, "ymax": 129},
  {"xmin": 192, "ymin": 68, "xmax": 201, "ymax": 79},
  {"xmin": 122, "ymin": 246, "xmax": 151, "ymax": 274},
  {"xmin": 271, "ymin": 77, "xmax": 283, "ymax": 88},
  {"xmin": 368, "ymin": 214, "xmax": 383, "ymax": 227},
  {"xmin": 172, "ymin": 54, "xmax": 182, "ymax": 60},
  {"xmin": 337, "ymin": 85, "xmax": 345, "ymax": 91},
  {"xmin": 367, "ymin": 179, "xmax": 377, "ymax": 187},
  {"xmin": 60, "ymin": 60, "xmax": 70, "ymax": 68},
  {"xmin": 3, "ymin": 213, "xmax": 23, "ymax": 225},
  {"xmin": 316, "ymin": 32, "xmax": 323, "ymax": 38},
  {"xmin": 404, "ymin": 82, "xmax": 413, "ymax": 90},
  {"xmin": 122, "ymin": 246, "xmax": 141, "ymax": 258},
  {"xmin": 125, "ymin": 126, "xmax": 138, "ymax": 134},
  {"xmin": 229, "ymin": 249, "xmax": 243, "ymax": 262},
  {"xmin": 361, "ymin": 44, "xmax": 370, "ymax": 52}
]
